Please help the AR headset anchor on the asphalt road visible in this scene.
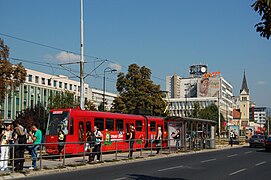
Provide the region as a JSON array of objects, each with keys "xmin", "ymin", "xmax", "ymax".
[{"xmin": 23, "ymin": 147, "xmax": 271, "ymax": 180}]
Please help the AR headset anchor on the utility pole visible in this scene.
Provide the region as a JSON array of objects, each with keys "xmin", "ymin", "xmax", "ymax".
[{"xmin": 79, "ymin": 0, "xmax": 85, "ymax": 110}]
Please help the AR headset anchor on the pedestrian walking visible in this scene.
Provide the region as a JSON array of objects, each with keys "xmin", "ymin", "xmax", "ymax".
[
  {"xmin": 28, "ymin": 124, "xmax": 42, "ymax": 170},
  {"xmin": 58, "ymin": 129, "xmax": 66, "ymax": 161},
  {"xmin": 229, "ymin": 130, "xmax": 234, "ymax": 147},
  {"xmin": 0, "ymin": 124, "xmax": 13, "ymax": 171},
  {"xmin": 13, "ymin": 121, "xmax": 27, "ymax": 172},
  {"xmin": 92, "ymin": 126, "xmax": 103, "ymax": 161},
  {"xmin": 86, "ymin": 130, "xmax": 95, "ymax": 162},
  {"xmin": 128, "ymin": 125, "xmax": 135, "ymax": 158}
]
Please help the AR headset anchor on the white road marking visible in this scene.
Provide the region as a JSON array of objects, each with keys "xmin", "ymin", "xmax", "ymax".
[
  {"xmin": 256, "ymin": 161, "xmax": 266, "ymax": 166},
  {"xmin": 229, "ymin": 169, "xmax": 247, "ymax": 176},
  {"xmin": 158, "ymin": 165, "xmax": 184, "ymax": 172},
  {"xmin": 113, "ymin": 177, "xmax": 126, "ymax": 180},
  {"xmin": 245, "ymin": 151, "xmax": 252, "ymax": 154},
  {"xmin": 227, "ymin": 154, "xmax": 238, "ymax": 158},
  {"xmin": 201, "ymin": 158, "xmax": 216, "ymax": 163}
]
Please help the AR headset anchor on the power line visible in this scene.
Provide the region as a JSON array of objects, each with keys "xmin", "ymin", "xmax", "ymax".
[{"xmin": 1, "ymin": 32, "xmax": 165, "ymax": 83}]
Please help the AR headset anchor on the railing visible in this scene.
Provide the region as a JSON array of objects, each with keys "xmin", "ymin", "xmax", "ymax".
[{"xmin": 0, "ymin": 138, "xmax": 213, "ymax": 173}]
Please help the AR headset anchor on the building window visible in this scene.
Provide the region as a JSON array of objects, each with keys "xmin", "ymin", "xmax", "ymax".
[
  {"xmin": 54, "ymin": 80, "xmax": 57, "ymax": 87},
  {"xmin": 35, "ymin": 76, "xmax": 39, "ymax": 83},
  {"xmin": 42, "ymin": 78, "xmax": 45, "ymax": 85},
  {"xmin": 85, "ymin": 88, "xmax": 88, "ymax": 94},
  {"xmin": 59, "ymin": 82, "xmax": 62, "ymax": 88},
  {"xmin": 70, "ymin": 84, "xmax": 72, "ymax": 91},
  {"xmin": 74, "ymin": 85, "xmax": 77, "ymax": 91},
  {"xmin": 64, "ymin": 83, "xmax": 68, "ymax": 89},
  {"xmin": 28, "ymin": 74, "xmax": 32, "ymax": 82},
  {"xmin": 48, "ymin": 79, "xmax": 52, "ymax": 86}
]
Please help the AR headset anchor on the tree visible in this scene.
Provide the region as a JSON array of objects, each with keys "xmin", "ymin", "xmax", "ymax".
[
  {"xmin": 252, "ymin": 0, "xmax": 271, "ymax": 39},
  {"xmin": 85, "ymin": 99, "xmax": 97, "ymax": 111},
  {"xmin": 111, "ymin": 64, "xmax": 166, "ymax": 116},
  {"xmin": 190, "ymin": 103, "xmax": 225, "ymax": 124},
  {"xmin": 48, "ymin": 91, "xmax": 79, "ymax": 109},
  {"xmin": 15, "ymin": 105, "xmax": 48, "ymax": 133},
  {"xmin": 0, "ymin": 38, "xmax": 26, "ymax": 103}
]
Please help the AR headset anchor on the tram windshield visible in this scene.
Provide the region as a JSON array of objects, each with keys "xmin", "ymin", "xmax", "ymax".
[{"xmin": 46, "ymin": 111, "xmax": 69, "ymax": 135}]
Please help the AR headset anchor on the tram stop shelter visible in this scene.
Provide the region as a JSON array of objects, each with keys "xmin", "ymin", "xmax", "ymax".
[{"xmin": 165, "ymin": 116, "xmax": 217, "ymax": 149}]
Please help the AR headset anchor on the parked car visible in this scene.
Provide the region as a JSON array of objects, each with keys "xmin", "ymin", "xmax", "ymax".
[
  {"xmin": 265, "ymin": 137, "xmax": 271, "ymax": 151},
  {"xmin": 249, "ymin": 134, "xmax": 266, "ymax": 148}
]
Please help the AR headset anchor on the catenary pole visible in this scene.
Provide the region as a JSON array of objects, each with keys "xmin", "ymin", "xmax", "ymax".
[{"xmin": 80, "ymin": 0, "xmax": 85, "ymax": 110}]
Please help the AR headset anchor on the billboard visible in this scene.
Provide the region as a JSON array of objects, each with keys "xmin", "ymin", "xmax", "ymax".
[{"xmin": 197, "ymin": 77, "xmax": 220, "ymax": 98}]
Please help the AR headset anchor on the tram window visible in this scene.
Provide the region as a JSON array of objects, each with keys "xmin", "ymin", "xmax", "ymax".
[
  {"xmin": 106, "ymin": 118, "xmax": 114, "ymax": 131},
  {"xmin": 70, "ymin": 118, "xmax": 74, "ymax": 135},
  {"xmin": 79, "ymin": 121, "xmax": 84, "ymax": 141},
  {"xmin": 116, "ymin": 119, "xmax": 124, "ymax": 131},
  {"xmin": 136, "ymin": 120, "xmax": 142, "ymax": 131},
  {"xmin": 86, "ymin": 121, "xmax": 91, "ymax": 132},
  {"xmin": 150, "ymin": 121, "xmax": 156, "ymax": 132},
  {"xmin": 94, "ymin": 118, "xmax": 104, "ymax": 131}
]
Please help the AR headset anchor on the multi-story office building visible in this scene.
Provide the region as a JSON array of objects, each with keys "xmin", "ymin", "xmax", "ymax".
[
  {"xmin": 250, "ymin": 107, "xmax": 267, "ymax": 126},
  {"xmin": 0, "ymin": 68, "xmax": 117, "ymax": 121},
  {"xmin": 166, "ymin": 65, "xmax": 233, "ymax": 121}
]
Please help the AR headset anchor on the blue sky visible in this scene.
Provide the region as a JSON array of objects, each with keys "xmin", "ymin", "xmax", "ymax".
[{"xmin": 1, "ymin": 0, "xmax": 271, "ymax": 108}]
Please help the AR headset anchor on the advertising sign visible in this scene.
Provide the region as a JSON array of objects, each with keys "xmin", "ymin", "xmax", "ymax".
[
  {"xmin": 228, "ymin": 125, "xmax": 240, "ymax": 140},
  {"xmin": 197, "ymin": 77, "xmax": 220, "ymax": 98},
  {"xmin": 167, "ymin": 122, "xmax": 182, "ymax": 147}
]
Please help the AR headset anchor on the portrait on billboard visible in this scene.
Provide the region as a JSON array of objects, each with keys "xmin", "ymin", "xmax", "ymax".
[
  {"xmin": 198, "ymin": 78, "xmax": 220, "ymax": 97},
  {"xmin": 198, "ymin": 78, "xmax": 209, "ymax": 97}
]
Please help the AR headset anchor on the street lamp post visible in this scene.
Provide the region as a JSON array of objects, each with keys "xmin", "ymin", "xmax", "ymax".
[{"xmin": 103, "ymin": 67, "xmax": 117, "ymax": 111}]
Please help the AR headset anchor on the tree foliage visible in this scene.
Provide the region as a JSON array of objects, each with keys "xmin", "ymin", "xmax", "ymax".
[
  {"xmin": 111, "ymin": 64, "xmax": 166, "ymax": 116},
  {"xmin": 15, "ymin": 104, "xmax": 48, "ymax": 133},
  {"xmin": 0, "ymin": 38, "xmax": 26, "ymax": 103},
  {"xmin": 190, "ymin": 102, "xmax": 225, "ymax": 124},
  {"xmin": 252, "ymin": 0, "xmax": 271, "ymax": 39},
  {"xmin": 85, "ymin": 99, "xmax": 97, "ymax": 111},
  {"xmin": 48, "ymin": 91, "xmax": 97, "ymax": 110},
  {"xmin": 48, "ymin": 91, "xmax": 79, "ymax": 109}
]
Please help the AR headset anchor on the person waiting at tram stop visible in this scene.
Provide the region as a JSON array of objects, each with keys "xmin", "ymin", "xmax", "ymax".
[
  {"xmin": 13, "ymin": 121, "xmax": 27, "ymax": 172},
  {"xmin": 86, "ymin": 130, "xmax": 95, "ymax": 162},
  {"xmin": 0, "ymin": 124, "xmax": 13, "ymax": 171},
  {"xmin": 58, "ymin": 129, "xmax": 66, "ymax": 161},
  {"xmin": 128, "ymin": 124, "xmax": 135, "ymax": 158},
  {"xmin": 27, "ymin": 124, "xmax": 42, "ymax": 170},
  {"xmin": 155, "ymin": 126, "xmax": 162, "ymax": 154},
  {"xmin": 90, "ymin": 126, "xmax": 103, "ymax": 162},
  {"xmin": 172, "ymin": 128, "xmax": 181, "ymax": 150}
]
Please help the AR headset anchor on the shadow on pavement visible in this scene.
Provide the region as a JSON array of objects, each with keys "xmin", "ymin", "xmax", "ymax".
[{"xmin": 128, "ymin": 174, "xmax": 186, "ymax": 180}]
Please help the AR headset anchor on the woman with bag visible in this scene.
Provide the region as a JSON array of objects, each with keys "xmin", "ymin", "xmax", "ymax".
[{"xmin": 0, "ymin": 124, "xmax": 13, "ymax": 171}]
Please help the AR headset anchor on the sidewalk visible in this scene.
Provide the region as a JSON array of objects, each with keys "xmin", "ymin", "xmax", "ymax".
[{"xmin": 0, "ymin": 142, "xmax": 247, "ymax": 180}]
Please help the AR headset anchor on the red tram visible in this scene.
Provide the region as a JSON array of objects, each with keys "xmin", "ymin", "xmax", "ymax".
[{"xmin": 45, "ymin": 108, "xmax": 167, "ymax": 155}]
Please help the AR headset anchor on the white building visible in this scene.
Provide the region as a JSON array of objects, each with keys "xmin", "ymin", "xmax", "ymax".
[
  {"xmin": 254, "ymin": 107, "xmax": 267, "ymax": 126},
  {"xmin": 166, "ymin": 65, "xmax": 233, "ymax": 121},
  {"xmin": 0, "ymin": 68, "xmax": 117, "ymax": 121}
]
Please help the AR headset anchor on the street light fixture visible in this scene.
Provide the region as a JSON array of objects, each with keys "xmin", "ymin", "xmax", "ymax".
[{"xmin": 103, "ymin": 67, "xmax": 117, "ymax": 111}]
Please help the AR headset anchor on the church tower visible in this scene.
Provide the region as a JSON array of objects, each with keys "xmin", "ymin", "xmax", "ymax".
[{"xmin": 240, "ymin": 71, "xmax": 250, "ymax": 129}]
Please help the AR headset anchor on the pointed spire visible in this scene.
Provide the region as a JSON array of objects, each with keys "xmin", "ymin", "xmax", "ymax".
[{"xmin": 240, "ymin": 71, "xmax": 249, "ymax": 94}]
